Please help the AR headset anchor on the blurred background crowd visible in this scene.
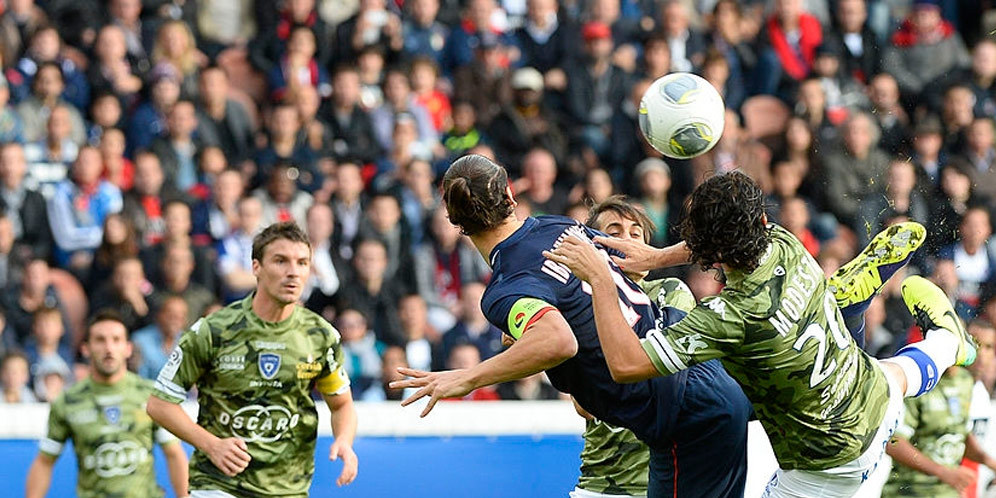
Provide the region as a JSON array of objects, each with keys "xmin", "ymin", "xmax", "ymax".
[{"xmin": 0, "ymin": 0, "xmax": 993, "ymax": 410}]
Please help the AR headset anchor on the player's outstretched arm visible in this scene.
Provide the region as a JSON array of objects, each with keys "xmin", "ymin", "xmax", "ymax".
[
  {"xmin": 147, "ymin": 396, "xmax": 252, "ymax": 477},
  {"xmin": 545, "ymin": 237, "xmax": 659, "ymax": 383},
  {"xmin": 322, "ymin": 389, "xmax": 359, "ymax": 487},
  {"xmin": 594, "ymin": 237, "xmax": 690, "ymax": 274},
  {"xmin": 161, "ymin": 441, "xmax": 189, "ymax": 497},
  {"xmin": 887, "ymin": 436, "xmax": 975, "ymax": 493},
  {"xmin": 25, "ymin": 453, "xmax": 56, "ymax": 498},
  {"xmin": 391, "ymin": 311, "xmax": 578, "ymax": 417}
]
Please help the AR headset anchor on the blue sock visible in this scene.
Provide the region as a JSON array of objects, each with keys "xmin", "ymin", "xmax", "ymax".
[{"xmin": 844, "ymin": 314, "xmax": 866, "ymax": 348}]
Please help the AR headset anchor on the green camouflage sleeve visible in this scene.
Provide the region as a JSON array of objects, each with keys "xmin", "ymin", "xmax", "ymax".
[
  {"xmin": 39, "ymin": 397, "xmax": 68, "ymax": 457},
  {"xmin": 896, "ymin": 396, "xmax": 921, "ymax": 440},
  {"xmin": 640, "ymin": 295, "xmax": 745, "ymax": 375},
  {"xmin": 153, "ymin": 318, "xmax": 212, "ymax": 403},
  {"xmin": 315, "ymin": 329, "xmax": 350, "ymax": 396}
]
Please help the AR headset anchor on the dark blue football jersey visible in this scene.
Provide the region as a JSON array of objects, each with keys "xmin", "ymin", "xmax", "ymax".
[{"xmin": 482, "ymin": 217, "xmax": 731, "ymax": 440}]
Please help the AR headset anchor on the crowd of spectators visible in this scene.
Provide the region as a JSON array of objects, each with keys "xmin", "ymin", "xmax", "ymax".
[{"xmin": 0, "ymin": 0, "xmax": 994, "ymax": 406}]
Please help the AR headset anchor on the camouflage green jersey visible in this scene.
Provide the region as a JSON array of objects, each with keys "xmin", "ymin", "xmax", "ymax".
[
  {"xmin": 41, "ymin": 372, "xmax": 177, "ymax": 498},
  {"xmin": 641, "ymin": 224, "xmax": 890, "ymax": 470},
  {"xmin": 153, "ymin": 293, "xmax": 350, "ymax": 497},
  {"xmin": 882, "ymin": 367, "xmax": 974, "ymax": 498},
  {"xmin": 577, "ymin": 418, "xmax": 650, "ymax": 495}
]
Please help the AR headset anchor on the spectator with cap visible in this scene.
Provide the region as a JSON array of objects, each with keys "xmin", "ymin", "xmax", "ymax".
[
  {"xmin": 883, "ymin": 0, "xmax": 970, "ymax": 100},
  {"xmin": 489, "ymin": 66, "xmax": 567, "ymax": 169},
  {"xmin": 563, "ymin": 21, "xmax": 628, "ymax": 159},
  {"xmin": 403, "ymin": 0, "xmax": 449, "ymax": 66},
  {"xmin": 0, "ymin": 142, "xmax": 51, "ymax": 261},
  {"xmin": 126, "ymin": 63, "xmax": 181, "ymax": 155}
]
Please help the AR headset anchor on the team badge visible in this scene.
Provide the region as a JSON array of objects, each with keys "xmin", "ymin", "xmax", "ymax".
[
  {"xmin": 259, "ymin": 353, "xmax": 281, "ymax": 379},
  {"xmin": 103, "ymin": 405, "xmax": 121, "ymax": 425}
]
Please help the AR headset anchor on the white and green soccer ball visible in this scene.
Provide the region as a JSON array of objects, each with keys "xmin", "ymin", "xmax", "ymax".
[{"xmin": 638, "ymin": 72, "xmax": 725, "ymax": 160}]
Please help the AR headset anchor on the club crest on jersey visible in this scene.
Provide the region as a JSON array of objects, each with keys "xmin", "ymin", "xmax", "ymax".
[
  {"xmin": 259, "ymin": 353, "xmax": 281, "ymax": 379},
  {"xmin": 103, "ymin": 405, "xmax": 121, "ymax": 425}
]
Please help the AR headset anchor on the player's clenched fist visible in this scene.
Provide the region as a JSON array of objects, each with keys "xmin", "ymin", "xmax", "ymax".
[{"xmin": 205, "ymin": 437, "xmax": 251, "ymax": 477}]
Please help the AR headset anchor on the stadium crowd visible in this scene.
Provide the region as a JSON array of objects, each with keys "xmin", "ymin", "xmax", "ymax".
[{"xmin": 0, "ymin": 0, "xmax": 990, "ymax": 430}]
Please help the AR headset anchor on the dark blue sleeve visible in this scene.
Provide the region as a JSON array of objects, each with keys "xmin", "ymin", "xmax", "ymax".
[{"xmin": 483, "ymin": 274, "xmax": 560, "ymax": 337}]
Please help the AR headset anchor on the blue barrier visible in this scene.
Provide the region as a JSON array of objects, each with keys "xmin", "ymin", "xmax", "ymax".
[{"xmin": 3, "ymin": 435, "xmax": 584, "ymax": 497}]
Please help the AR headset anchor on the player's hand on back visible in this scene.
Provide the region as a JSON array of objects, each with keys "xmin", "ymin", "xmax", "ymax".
[
  {"xmin": 205, "ymin": 436, "xmax": 252, "ymax": 477},
  {"xmin": 390, "ymin": 367, "xmax": 475, "ymax": 417},
  {"xmin": 592, "ymin": 236, "xmax": 663, "ymax": 274},
  {"xmin": 939, "ymin": 465, "xmax": 975, "ymax": 492},
  {"xmin": 329, "ymin": 439, "xmax": 358, "ymax": 486},
  {"xmin": 543, "ymin": 236, "xmax": 612, "ymax": 284}
]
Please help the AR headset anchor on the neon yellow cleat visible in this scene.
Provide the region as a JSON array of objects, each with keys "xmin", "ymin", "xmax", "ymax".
[
  {"xmin": 828, "ymin": 222, "xmax": 926, "ymax": 312},
  {"xmin": 901, "ymin": 275, "xmax": 976, "ymax": 367}
]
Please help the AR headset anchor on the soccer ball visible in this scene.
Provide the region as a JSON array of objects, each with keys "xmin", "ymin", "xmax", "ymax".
[{"xmin": 638, "ymin": 72, "xmax": 726, "ymax": 160}]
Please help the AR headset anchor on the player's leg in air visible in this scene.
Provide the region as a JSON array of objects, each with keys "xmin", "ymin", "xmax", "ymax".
[{"xmin": 825, "ymin": 220, "xmax": 976, "ymax": 398}]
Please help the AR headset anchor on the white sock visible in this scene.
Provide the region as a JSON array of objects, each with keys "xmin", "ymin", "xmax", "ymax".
[{"xmin": 886, "ymin": 328, "xmax": 959, "ymax": 397}]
